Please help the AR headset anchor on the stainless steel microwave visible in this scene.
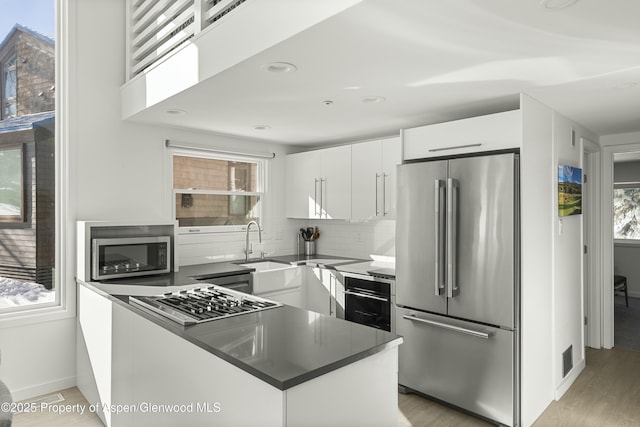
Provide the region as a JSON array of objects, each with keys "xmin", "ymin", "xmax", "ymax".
[{"xmin": 91, "ymin": 236, "xmax": 171, "ymax": 280}]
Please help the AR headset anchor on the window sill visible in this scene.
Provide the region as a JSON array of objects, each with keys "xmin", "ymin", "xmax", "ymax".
[
  {"xmin": 614, "ymin": 239, "xmax": 640, "ymax": 248},
  {"xmin": 0, "ymin": 303, "xmax": 75, "ymax": 329}
]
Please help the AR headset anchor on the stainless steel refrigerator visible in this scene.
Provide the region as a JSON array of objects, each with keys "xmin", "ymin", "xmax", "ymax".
[{"xmin": 395, "ymin": 152, "xmax": 520, "ymax": 426}]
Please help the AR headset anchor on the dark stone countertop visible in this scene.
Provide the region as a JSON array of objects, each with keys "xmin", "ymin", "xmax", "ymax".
[
  {"xmin": 79, "ymin": 280, "xmax": 402, "ymax": 391},
  {"xmin": 91, "ymin": 254, "xmax": 368, "ymax": 290}
]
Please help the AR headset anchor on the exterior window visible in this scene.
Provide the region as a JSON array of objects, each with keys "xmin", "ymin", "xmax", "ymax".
[
  {"xmin": 0, "ymin": 144, "xmax": 23, "ymax": 222},
  {"xmin": 1, "ymin": 6, "xmax": 57, "ymax": 314},
  {"xmin": 173, "ymin": 154, "xmax": 264, "ymax": 230},
  {"xmin": 2, "ymin": 55, "xmax": 17, "ymax": 119},
  {"xmin": 614, "ymin": 186, "xmax": 640, "ymax": 240}
]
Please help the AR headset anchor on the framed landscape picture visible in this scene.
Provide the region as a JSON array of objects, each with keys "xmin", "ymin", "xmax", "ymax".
[{"xmin": 558, "ymin": 165, "xmax": 582, "ymax": 217}]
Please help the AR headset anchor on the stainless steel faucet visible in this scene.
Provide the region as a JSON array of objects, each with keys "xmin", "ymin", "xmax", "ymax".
[{"xmin": 244, "ymin": 220, "xmax": 262, "ymax": 261}]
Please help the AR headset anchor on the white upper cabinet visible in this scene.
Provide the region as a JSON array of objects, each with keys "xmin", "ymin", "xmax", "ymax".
[
  {"xmin": 403, "ymin": 110, "xmax": 522, "ymax": 160},
  {"xmin": 352, "ymin": 137, "xmax": 401, "ymax": 220},
  {"xmin": 286, "ymin": 151, "xmax": 321, "ymax": 219},
  {"xmin": 321, "ymin": 145, "xmax": 352, "ymax": 219},
  {"xmin": 286, "ymin": 145, "xmax": 351, "ymax": 219}
]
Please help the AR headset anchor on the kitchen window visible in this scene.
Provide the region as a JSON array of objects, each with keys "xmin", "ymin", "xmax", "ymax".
[
  {"xmin": 172, "ymin": 153, "xmax": 265, "ymax": 232},
  {"xmin": 613, "ymin": 184, "xmax": 640, "ymax": 243}
]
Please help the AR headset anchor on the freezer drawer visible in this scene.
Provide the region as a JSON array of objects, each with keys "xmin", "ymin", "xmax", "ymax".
[{"xmin": 396, "ymin": 307, "xmax": 516, "ymax": 426}]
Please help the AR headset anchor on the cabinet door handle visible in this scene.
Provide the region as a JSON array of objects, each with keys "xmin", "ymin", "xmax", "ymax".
[
  {"xmin": 314, "ymin": 178, "xmax": 319, "ymax": 217},
  {"xmin": 375, "ymin": 173, "xmax": 381, "ymax": 216},
  {"xmin": 320, "ymin": 178, "xmax": 325, "ymax": 218},
  {"xmin": 329, "ymin": 274, "xmax": 334, "ymax": 316},
  {"xmin": 428, "ymin": 143, "xmax": 482, "ymax": 153},
  {"xmin": 382, "ymin": 173, "xmax": 388, "ymax": 216}
]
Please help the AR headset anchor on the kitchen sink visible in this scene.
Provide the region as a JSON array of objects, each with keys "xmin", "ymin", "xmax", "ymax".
[
  {"xmin": 238, "ymin": 261, "xmax": 303, "ymax": 295},
  {"xmin": 238, "ymin": 260, "xmax": 292, "ymax": 272},
  {"xmin": 302, "ymin": 258, "xmax": 359, "ymax": 267}
]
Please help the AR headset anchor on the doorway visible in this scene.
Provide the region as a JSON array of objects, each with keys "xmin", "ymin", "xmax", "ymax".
[
  {"xmin": 601, "ymin": 141, "xmax": 640, "ymax": 349},
  {"xmin": 611, "ymin": 151, "xmax": 640, "ymax": 349}
]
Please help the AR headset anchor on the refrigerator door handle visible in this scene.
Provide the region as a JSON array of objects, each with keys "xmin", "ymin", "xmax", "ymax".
[
  {"xmin": 402, "ymin": 314, "xmax": 491, "ymax": 339},
  {"xmin": 434, "ymin": 179, "xmax": 446, "ymax": 296},
  {"xmin": 447, "ymin": 178, "xmax": 459, "ymax": 297}
]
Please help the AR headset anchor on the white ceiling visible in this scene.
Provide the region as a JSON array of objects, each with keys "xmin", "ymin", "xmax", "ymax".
[{"xmin": 129, "ymin": 0, "xmax": 640, "ymax": 147}]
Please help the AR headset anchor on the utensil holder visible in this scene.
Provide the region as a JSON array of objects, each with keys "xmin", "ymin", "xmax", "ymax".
[{"xmin": 304, "ymin": 241, "xmax": 315, "ymax": 256}]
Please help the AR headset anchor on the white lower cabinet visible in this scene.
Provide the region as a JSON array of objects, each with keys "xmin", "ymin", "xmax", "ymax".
[
  {"xmin": 305, "ymin": 267, "xmax": 331, "ymax": 315},
  {"xmin": 259, "ymin": 287, "xmax": 303, "ymax": 308},
  {"xmin": 304, "ymin": 267, "xmax": 344, "ymax": 317},
  {"xmin": 252, "ymin": 265, "xmax": 304, "ymax": 308}
]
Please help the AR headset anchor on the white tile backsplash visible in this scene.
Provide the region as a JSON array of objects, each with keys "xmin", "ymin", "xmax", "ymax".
[
  {"xmin": 178, "ymin": 219, "xmax": 396, "ymax": 266},
  {"xmin": 290, "ymin": 219, "xmax": 396, "ymax": 261}
]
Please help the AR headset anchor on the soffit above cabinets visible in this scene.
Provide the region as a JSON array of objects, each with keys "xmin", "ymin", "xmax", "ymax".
[{"xmin": 123, "ymin": 0, "xmax": 640, "ymax": 146}]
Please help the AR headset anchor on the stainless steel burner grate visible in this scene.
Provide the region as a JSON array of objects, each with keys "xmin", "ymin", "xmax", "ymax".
[{"xmin": 129, "ymin": 285, "xmax": 281, "ymax": 325}]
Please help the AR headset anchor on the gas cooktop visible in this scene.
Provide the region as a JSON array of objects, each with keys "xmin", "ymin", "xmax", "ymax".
[{"xmin": 129, "ymin": 285, "xmax": 281, "ymax": 325}]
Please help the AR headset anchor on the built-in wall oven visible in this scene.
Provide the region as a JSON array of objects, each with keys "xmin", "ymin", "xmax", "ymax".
[{"xmin": 343, "ymin": 272, "xmax": 395, "ymax": 333}]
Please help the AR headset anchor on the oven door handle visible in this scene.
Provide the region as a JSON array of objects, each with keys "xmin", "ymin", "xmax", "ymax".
[{"xmin": 344, "ymin": 290, "xmax": 389, "ymax": 302}]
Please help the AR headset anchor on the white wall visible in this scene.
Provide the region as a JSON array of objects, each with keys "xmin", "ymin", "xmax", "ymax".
[
  {"xmin": 519, "ymin": 94, "xmax": 597, "ymax": 425},
  {"xmin": 614, "ymin": 246, "xmax": 640, "ymax": 297},
  {"xmin": 520, "ymin": 94, "xmax": 554, "ymax": 426},
  {"xmin": 0, "ymin": 318, "xmax": 76, "ymax": 401},
  {"xmin": 551, "ymin": 113, "xmax": 596, "ymax": 399}
]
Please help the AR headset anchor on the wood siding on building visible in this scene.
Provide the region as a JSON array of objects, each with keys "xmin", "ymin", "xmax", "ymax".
[{"xmin": 0, "ymin": 124, "xmax": 55, "ymax": 288}]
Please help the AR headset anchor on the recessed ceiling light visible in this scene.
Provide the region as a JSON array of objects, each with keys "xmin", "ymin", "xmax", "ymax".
[
  {"xmin": 343, "ymin": 86, "xmax": 361, "ymax": 90},
  {"xmin": 261, "ymin": 62, "xmax": 297, "ymax": 73},
  {"xmin": 166, "ymin": 109, "xmax": 186, "ymax": 115},
  {"xmin": 323, "ymin": 100, "xmax": 334, "ymax": 106},
  {"xmin": 254, "ymin": 125, "xmax": 271, "ymax": 131},
  {"xmin": 361, "ymin": 96, "xmax": 386, "ymax": 104},
  {"xmin": 540, "ymin": 0, "xmax": 579, "ymax": 10}
]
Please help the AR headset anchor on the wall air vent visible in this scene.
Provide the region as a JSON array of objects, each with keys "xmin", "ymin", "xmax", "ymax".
[{"xmin": 562, "ymin": 345, "xmax": 573, "ymax": 378}]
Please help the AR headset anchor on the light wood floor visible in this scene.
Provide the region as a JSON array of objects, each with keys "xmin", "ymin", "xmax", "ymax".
[{"xmin": 12, "ymin": 347, "xmax": 640, "ymax": 426}]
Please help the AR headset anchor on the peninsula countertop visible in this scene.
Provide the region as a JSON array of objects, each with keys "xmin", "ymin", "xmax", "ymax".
[{"xmin": 78, "ymin": 279, "xmax": 403, "ymax": 391}]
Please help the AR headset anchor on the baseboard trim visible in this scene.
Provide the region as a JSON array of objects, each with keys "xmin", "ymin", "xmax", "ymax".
[
  {"xmin": 554, "ymin": 358, "xmax": 585, "ymax": 400},
  {"xmin": 9, "ymin": 375, "xmax": 76, "ymax": 402}
]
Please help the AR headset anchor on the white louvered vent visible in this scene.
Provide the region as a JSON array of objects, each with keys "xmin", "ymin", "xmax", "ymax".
[
  {"xmin": 203, "ymin": 0, "xmax": 248, "ymax": 28},
  {"xmin": 128, "ymin": 0, "xmax": 250, "ymax": 79}
]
